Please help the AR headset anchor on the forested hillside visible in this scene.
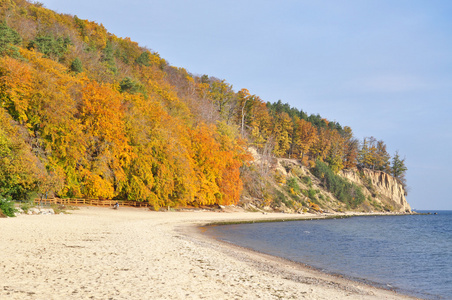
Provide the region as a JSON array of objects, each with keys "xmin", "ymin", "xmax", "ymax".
[{"xmin": 0, "ymin": 0, "xmax": 407, "ymax": 212}]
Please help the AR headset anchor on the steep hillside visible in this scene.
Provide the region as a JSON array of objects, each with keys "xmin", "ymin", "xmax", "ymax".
[
  {"xmin": 240, "ymin": 150, "xmax": 410, "ymax": 213},
  {"xmin": 0, "ymin": 0, "xmax": 411, "ymax": 213}
]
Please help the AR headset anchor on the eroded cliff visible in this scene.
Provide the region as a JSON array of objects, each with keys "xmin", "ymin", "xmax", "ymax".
[
  {"xmin": 241, "ymin": 153, "xmax": 411, "ymax": 213},
  {"xmin": 340, "ymin": 168, "xmax": 411, "ymax": 213}
]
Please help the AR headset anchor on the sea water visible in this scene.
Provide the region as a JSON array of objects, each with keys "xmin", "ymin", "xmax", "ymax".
[{"xmin": 203, "ymin": 211, "xmax": 452, "ymax": 299}]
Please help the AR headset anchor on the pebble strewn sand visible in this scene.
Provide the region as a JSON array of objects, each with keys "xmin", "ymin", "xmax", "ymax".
[{"xmin": 0, "ymin": 207, "xmax": 417, "ymax": 299}]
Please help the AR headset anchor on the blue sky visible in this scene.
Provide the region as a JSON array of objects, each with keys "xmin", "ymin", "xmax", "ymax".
[{"xmin": 39, "ymin": 0, "xmax": 452, "ymax": 210}]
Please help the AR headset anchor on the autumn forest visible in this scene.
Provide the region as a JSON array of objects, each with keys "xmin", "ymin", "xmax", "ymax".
[{"xmin": 0, "ymin": 0, "xmax": 407, "ymax": 210}]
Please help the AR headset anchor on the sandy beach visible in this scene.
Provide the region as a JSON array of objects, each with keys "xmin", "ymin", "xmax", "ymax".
[{"xmin": 0, "ymin": 207, "xmax": 417, "ymax": 299}]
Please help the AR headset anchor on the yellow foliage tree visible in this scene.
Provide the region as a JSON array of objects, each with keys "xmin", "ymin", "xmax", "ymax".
[{"xmin": 292, "ymin": 119, "xmax": 318, "ymax": 164}]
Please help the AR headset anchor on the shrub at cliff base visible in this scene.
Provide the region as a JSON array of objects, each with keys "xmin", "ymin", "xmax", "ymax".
[
  {"xmin": 312, "ymin": 160, "xmax": 365, "ymax": 208},
  {"xmin": 0, "ymin": 197, "xmax": 16, "ymax": 217}
]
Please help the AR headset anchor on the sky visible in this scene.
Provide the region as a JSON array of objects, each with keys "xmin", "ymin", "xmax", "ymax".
[{"xmin": 39, "ymin": 0, "xmax": 452, "ymax": 210}]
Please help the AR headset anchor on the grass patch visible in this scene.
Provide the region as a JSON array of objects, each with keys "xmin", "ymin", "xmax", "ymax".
[
  {"xmin": 301, "ymin": 176, "xmax": 312, "ymax": 187},
  {"xmin": 286, "ymin": 177, "xmax": 300, "ymax": 194},
  {"xmin": 274, "ymin": 190, "xmax": 294, "ymax": 208}
]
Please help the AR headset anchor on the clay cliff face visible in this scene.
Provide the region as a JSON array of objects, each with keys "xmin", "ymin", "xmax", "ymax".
[
  {"xmin": 243, "ymin": 151, "xmax": 411, "ymax": 213},
  {"xmin": 340, "ymin": 168, "xmax": 411, "ymax": 213}
]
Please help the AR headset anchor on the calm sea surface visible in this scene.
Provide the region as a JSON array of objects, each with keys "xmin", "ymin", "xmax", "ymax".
[{"xmin": 203, "ymin": 211, "xmax": 452, "ymax": 299}]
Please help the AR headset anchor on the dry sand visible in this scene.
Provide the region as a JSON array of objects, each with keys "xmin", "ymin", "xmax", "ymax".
[{"xmin": 0, "ymin": 207, "xmax": 418, "ymax": 299}]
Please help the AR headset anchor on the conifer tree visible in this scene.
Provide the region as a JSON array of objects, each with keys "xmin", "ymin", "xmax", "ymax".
[
  {"xmin": 391, "ymin": 151, "xmax": 407, "ymax": 187},
  {"xmin": 70, "ymin": 58, "xmax": 83, "ymax": 73}
]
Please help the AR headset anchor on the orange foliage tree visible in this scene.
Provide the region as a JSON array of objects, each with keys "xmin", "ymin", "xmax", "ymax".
[{"xmin": 0, "ymin": 1, "xmax": 404, "ymax": 210}]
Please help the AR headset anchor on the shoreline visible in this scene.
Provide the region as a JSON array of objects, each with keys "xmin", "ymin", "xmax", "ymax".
[
  {"xmin": 0, "ymin": 207, "xmax": 419, "ymax": 299},
  {"xmin": 197, "ymin": 211, "xmax": 416, "ymax": 226},
  {"xmin": 191, "ymin": 214, "xmax": 422, "ymax": 299}
]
